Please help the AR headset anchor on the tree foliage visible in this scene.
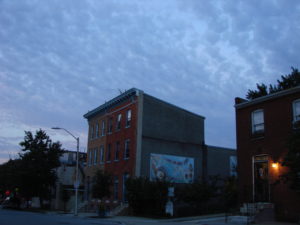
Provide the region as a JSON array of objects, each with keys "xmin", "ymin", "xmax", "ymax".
[
  {"xmin": 281, "ymin": 131, "xmax": 300, "ymax": 192},
  {"xmin": 176, "ymin": 175, "xmax": 220, "ymax": 208},
  {"xmin": 91, "ymin": 170, "xmax": 113, "ymax": 199},
  {"xmin": 0, "ymin": 159, "xmax": 23, "ymax": 196},
  {"xmin": 125, "ymin": 177, "xmax": 169, "ymax": 216},
  {"xmin": 18, "ymin": 129, "xmax": 63, "ymax": 206},
  {"xmin": 246, "ymin": 67, "xmax": 300, "ymax": 100},
  {"xmin": 0, "ymin": 129, "xmax": 64, "ymax": 208}
]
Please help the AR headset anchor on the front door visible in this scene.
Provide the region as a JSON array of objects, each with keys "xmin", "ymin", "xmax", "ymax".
[{"xmin": 254, "ymin": 155, "xmax": 269, "ymax": 202}]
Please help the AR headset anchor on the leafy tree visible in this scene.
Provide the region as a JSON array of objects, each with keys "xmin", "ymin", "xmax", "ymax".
[
  {"xmin": 221, "ymin": 176, "xmax": 238, "ymax": 210},
  {"xmin": 0, "ymin": 159, "xmax": 23, "ymax": 200},
  {"xmin": 246, "ymin": 67, "xmax": 300, "ymax": 100},
  {"xmin": 19, "ymin": 129, "xmax": 64, "ymax": 208},
  {"xmin": 125, "ymin": 177, "xmax": 169, "ymax": 216},
  {"xmin": 281, "ymin": 131, "xmax": 300, "ymax": 191},
  {"xmin": 176, "ymin": 175, "xmax": 220, "ymax": 209},
  {"xmin": 91, "ymin": 170, "xmax": 113, "ymax": 199}
]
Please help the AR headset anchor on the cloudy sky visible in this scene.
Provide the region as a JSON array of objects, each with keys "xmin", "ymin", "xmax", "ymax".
[{"xmin": 1, "ymin": 0, "xmax": 300, "ymax": 163}]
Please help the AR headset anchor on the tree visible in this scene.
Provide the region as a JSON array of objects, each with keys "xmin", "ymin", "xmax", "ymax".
[
  {"xmin": 125, "ymin": 177, "xmax": 169, "ymax": 216},
  {"xmin": 281, "ymin": 131, "xmax": 300, "ymax": 192},
  {"xmin": 246, "ymin": 67, "xmax": 300, "ymax": 100},
  {"xmin": 19, "ymin": 129, "xmax": 64, "ymax": 208},
  {"xmin": 91, "ymin": 170, "xmax": 113, "ymax": 200}
]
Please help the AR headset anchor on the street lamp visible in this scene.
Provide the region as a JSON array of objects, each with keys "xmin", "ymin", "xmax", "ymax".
[{"xmin": 52, "ymin": 127, "xmax": 80, "ymax": 216}]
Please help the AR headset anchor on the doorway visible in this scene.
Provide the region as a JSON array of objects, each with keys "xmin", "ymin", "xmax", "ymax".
[{"xmin": 253, "ymin": 155, "xmax": 270, "ymax": 202}]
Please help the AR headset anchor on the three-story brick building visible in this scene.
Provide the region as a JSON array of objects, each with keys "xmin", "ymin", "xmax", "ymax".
[{"xmin": 84, "ymin": 88, "xmax": 236, "ymax": 204}]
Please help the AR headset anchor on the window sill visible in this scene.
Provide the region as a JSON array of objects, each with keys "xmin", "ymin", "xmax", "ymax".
[
  {"xmin": 124, "ymin": 157, "xmax": 130, "ymax": 160},
  {"xmin": 251, "ymin": 134, "xmax": 265, "ymax": 141},
  {"xmin": 114, "ymin": 160, "xmax": 119, "ymax": 162},
  {"xmin": 106, "ymin": 161, "xmax": 111, "ymax": 163}
]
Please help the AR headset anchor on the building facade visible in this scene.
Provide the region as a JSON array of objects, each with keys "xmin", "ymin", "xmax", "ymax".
[
  {"xmin": 84, "ymin": 88, "xmax": 236, "ymax": 204},
  {"xmin": 52, "ymin": 151, "xmax": 86, "ymax": 211},
  {"xmin": 235, "ymin": 86, "xmax": 300, "ymax": 220}
]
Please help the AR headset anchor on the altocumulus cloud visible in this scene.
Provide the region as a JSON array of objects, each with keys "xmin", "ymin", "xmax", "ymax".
[{"xmin": 0, "ymin": 0, "xmax": 300, "ymax": 163}]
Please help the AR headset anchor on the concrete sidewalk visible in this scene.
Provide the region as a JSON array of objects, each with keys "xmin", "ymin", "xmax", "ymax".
[{"xmin": 48, "ymin": 211, "xmax": 299, "ymax": 225}]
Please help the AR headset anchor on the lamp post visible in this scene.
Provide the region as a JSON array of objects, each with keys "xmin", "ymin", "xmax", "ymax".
[{"xmin": 52, "ymin": 127, "xmax": 79, "ymax": 216}]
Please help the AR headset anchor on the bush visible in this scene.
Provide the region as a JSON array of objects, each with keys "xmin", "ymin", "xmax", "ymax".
[{"xmin": 125, "ymin": 177, "xmax": 169, "ymax": 216}]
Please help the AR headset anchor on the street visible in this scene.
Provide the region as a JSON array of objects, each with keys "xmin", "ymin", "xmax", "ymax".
[
  {"xmin": 8, "ymin": 209, "xmax": 290, "ymax": 225},
  {"xmin": 0, "ymin": 209, "xmax": 123, "ymax": 225},
  {"xmin": 0, "ymin": 209, "xmax": 249, "ymax": 225}
]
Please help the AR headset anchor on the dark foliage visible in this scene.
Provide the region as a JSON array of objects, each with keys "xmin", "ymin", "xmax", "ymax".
[
  {"xmin": 18, "ymin": 129, "xmax": 64, "ymax": 207},
  {"xmin": 91, "ymin": 170, "xmax": 113, "ymax": 199},
  {"xmin": 221, "ymin": 176, "xmax": 238, "ymax": 209},
  {"xmin": 246, "ymin": 67, "xmax": 300, "ymax": 100},
  {"xmin": 281, "ymin": 131, "xmax": 300, "ymax": 192},
  {"xmin": 125, "ymin": 177, "xmax": 169, "ymax": 216}
]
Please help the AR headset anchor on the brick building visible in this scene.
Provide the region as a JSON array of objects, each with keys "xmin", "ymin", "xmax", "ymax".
[
  {"xmin": 84, "ymin": 88, "xmax": 236, "ymax": 204},
  {"xmin": 235, "ymin": 86, "xmax": 300, "ymax": 220}
]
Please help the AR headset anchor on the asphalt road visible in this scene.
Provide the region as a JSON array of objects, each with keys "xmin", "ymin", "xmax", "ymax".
[
  {"xmin": 0, "ymin": 209, "xmax": 258, "ymax": 225},
  {"xmin": 0, "ymin": 209, "xmax": 124, "ymax": 225}
]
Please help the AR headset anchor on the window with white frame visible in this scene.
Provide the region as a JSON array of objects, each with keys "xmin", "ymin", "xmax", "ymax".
[
  {"xmin": 107, "ymin": 143, "xmax": 111, "ymax": 162},
  {"xmin": 124, "ymin": 139, "xmax": 130, "ymax": 159},
  {"xmin": 252, "ymin": 109, "xmax": 264, "ymax": 134},
  {"xmin": 108, "ymin": 118, "xmax": 113, "ymax": 134},
  {"xmin": 293, "ymin": 99, "xmax": 300, "ymax": 122},
  {"xmin": 116, "ymin": 114, "xmax": 122, "ymax": 130},
  {"xmin": 115, "ymin": 141, "xmax": 120, "ymax": 161},
  {"xmin": 100, "ymin": 145, "xmax": 104, "ymax": 163},
  {"xmin": 126, "ymin": 110, "xmax": 131, "ymax": 128},
  {"xmin": 101, "ymin": 120, "xmax": 106, "ymax": 136},
  {"xmin": 95, "ymin": 123, "xmax": 99, "ymax": 138}
]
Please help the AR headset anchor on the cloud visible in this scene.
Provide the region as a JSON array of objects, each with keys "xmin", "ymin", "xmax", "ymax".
[{"xmin": 0, "ymin": 0, "xmax": 300, "ymax": 162}]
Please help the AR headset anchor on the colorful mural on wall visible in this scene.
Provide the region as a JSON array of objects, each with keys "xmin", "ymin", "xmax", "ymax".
[{"xmin": 150, "ymin": 153, "xmax": 194, "ymax": 183}]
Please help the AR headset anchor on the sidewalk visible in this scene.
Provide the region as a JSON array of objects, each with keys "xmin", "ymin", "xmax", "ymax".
[{"xmin": 48, "ymin": 211, "xmax": 299, "ymax": 225}]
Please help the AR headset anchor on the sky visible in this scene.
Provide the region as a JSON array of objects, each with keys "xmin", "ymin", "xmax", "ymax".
[{"xmin": 1, "ymin": 0, "xmax": 300, "ymax": 163}]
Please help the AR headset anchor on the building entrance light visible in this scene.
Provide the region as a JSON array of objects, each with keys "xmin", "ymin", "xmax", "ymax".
[{"xmin": 271, "ymin": 162, "xmax": 279, "ymax": 169}]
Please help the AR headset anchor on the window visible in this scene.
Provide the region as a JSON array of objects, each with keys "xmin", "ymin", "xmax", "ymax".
[
  {"xmin": 95, "ymin": 123, "xmax": 99, "ymax": 138},
  {"xmin": 293, "ymin": 99, "xmax": 300, "ymax": 122},
  {"xmin": 116, "ymin": 114, "xmax": 122, "ymax": 130},
  {"xmin": 107, "ymin": 143, "xmax": 111, "ymax": 162},
  {"xmin": 123, "ymin": 173, "xmax": 129, "ymax": 202},
  {"xmin": 114, "ymin": 176, "xmax": 119, "ymax": 200},
  {"xmin": 115, "ymin": 141, "xmax": 120, "ymax": 161},
  {"xmin": 126, "ymin": 110, "xmax": 131, "ymax": 128},
  {"xmin": 100, "ymin": 145, "xmax": 104, "ymax": 164},
  {"xmin": 252, "ymin": 109, "xmax": 264, "ymax": 134},
  {"xmin": 88, "ymin": 149, "xmax": 92, "ymax": 166},
  {"xmin": 90, "ymin": 125, "xmax": 94, "ymax": 140},
  {"xmin": 124, "ymin": 139, "xmax": 130, "ymax": 159},
  {"xmin": 108, "ymin": 118, "xmax": 113, "ymax": 134},
  {"xmin": 94, "ymin": 148, "xmax": 98, "ymax": 165},
  {"xmin": 101, "ymin": 120, "xmax": 106, "ymax": 136}
]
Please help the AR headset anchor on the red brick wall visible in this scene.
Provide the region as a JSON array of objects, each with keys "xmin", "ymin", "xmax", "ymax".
[
  {"xmin": 235, "ymin": 92, "xmax": 300, "ymax": 220},
  {"xmin": 85, "ymin": 96, "xmax": 138, "ymax": 202},
  {"xmin": 105, "ymin": 97, "xmax": 138, "ymax": 201}
]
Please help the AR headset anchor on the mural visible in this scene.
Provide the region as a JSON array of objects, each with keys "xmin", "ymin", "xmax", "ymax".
[{"xmin": 150, "ymin": 153, "xmax": 194, "ymax": 183}]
